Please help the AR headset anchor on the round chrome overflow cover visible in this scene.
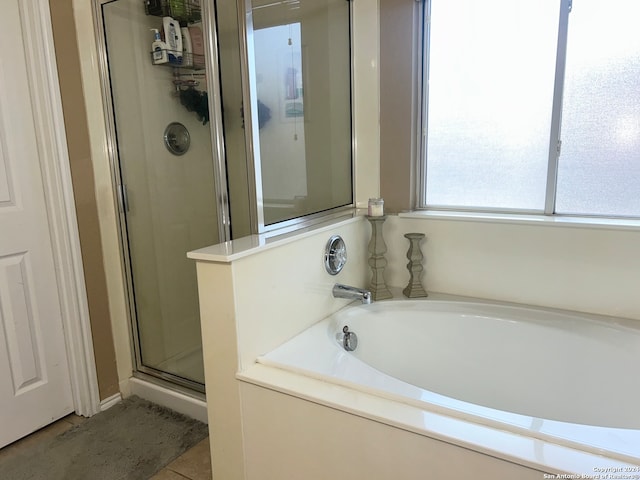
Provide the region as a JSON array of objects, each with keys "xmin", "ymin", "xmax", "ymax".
[
  {"xmin": 164, "ymin": 122, "xmax": 190, "ymax": 156},
  {"xmin": 324, "ymin": 235, "xmax": 347, "ymax": 275}
]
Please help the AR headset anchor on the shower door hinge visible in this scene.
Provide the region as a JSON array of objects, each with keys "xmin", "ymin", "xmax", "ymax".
[{"xmin": 118, "ymin": 184, "xmax": 130, "ymax": 213}]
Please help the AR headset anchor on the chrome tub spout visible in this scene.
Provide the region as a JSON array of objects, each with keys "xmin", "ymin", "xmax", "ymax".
[{"xmin": 332, "ymin": 283, "xmax": 372, "ymax": 305}]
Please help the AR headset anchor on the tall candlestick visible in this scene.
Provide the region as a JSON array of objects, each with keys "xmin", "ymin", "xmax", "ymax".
[
  {"xmin": 367, "ymin": 216, "xmax": 392, "ymax": 300},
  {"xmin": 402, "ymin": 233, "xmax": 428, "ymax": 298}
]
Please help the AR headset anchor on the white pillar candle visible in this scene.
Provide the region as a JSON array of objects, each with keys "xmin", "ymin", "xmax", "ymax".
[{"xmin": 368, "ymin": 198, "xmax": 384, "ymax": 216}]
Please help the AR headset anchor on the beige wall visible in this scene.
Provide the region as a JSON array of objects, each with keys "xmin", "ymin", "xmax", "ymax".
[
  {"xmin": 383, "ymin": 215, "xmax": 640, "ymax": 321},
  {"xmin": 379, "ymin": 0, "xmax": 419, "ymax": 213},
  {"xmin": 49, "ymin": 0, "xmax": 119, "ymax": 400}
]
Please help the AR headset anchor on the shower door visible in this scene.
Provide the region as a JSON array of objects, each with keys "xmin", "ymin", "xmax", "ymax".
[{"xmin": 99, "ymin": 0, "xmax": 225, "ymax": 391}]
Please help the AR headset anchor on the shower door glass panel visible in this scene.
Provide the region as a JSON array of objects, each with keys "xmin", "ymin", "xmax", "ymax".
[
  {"xmin": 102, "ymin": 0, "xmax": 219, "ymax": 388},
  {"xmin": 249, "ymin": 0, "xmax": 352, "ymax": 226}
]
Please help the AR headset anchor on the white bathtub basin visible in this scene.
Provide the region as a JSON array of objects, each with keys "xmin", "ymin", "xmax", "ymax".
[{"xmin": 257, "ymin": 299, "xmax": 640, "ymax": 464}]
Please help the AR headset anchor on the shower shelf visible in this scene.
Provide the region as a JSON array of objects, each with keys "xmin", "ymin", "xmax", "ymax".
[
  {"xmin": 150, "ymin": 51, "xmax": 205, "ymax": 71},
  {"xmin": 145, "ymin": 0, "xmax": 201, "ymax": 25}
]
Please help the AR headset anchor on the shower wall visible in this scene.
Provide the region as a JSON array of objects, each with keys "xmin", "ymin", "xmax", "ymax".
[{"xmin": 103, "ymin": 0, "xmax": 219, "ymax": 384}]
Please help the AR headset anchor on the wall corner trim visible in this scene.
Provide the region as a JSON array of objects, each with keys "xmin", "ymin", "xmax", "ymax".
[{"xmin": 22, "ymin": 0, "xmax": 101, "ymax": 416}]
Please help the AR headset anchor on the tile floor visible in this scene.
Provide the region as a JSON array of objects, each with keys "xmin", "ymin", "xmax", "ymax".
[
  {"xmin": 0, "ymin": 414, "xmax": 212, "ymax": 480},
  {"xmin": 150, "ymin": 436, "xmax": 212, "ymax": 480}
]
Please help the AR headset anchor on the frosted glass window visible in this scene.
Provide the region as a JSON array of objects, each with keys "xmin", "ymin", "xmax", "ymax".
[
  {"xmin": 425, "ymin": 0, "xmax": 559, "ymax": 211},
  {"xmin": 555, "ymin": 0, "xmax": 640, "ymax": 216},
  {"xmin": 422, "ymin": 0, "xmax": 640, "ymax": 219}
]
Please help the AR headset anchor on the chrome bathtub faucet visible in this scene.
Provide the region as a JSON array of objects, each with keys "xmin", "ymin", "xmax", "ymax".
[{"xmin": 332, "ymin": 283, "xmax": 372, "ymax": 305}]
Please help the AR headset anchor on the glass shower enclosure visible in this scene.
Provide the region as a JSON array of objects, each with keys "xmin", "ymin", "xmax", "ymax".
[
  {"xmin": 97, "ymin": 0, "xmax": 226, "ymax": 392},
  {"xmin": 94, "ymin": 0, "xmax": 354, "ymax": 394}
]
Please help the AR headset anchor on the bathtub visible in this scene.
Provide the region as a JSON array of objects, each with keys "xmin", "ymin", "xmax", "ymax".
[{"xmin": 246, "ymin": 298, "xmax": 640, "ymax": 475}]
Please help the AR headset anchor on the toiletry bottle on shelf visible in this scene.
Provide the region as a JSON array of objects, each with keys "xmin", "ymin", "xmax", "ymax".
[
  {"xmin": 163, "ymin": 16, "xmax": 183, "ymax": 64},
  {"xmin": 181, "ymin": 27, "xmax": 193, "ymax": 67},
  {"xmin": 150, "ymin": 29, "xmax": 168, "ymax": 65},
  {"xmin": 188, "ymin": 24, "xmax": 204, "ymax": 68}
]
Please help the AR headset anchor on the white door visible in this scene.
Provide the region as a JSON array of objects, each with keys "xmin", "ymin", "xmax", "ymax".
[{"xmin": 0, "ymin": 0, "xmax": 74, "ymax": 448}]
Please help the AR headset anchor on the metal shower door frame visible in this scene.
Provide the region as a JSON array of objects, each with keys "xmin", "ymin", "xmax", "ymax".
[{"xmin": 91, "ymin": 0, "xmax": 230, "ymax": 394}]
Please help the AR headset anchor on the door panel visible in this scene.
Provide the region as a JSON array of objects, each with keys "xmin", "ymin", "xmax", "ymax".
[
  {"xmin": 101, "ymin": 0, "xmax": 219, "ymax": 387},
  {"xmin": 0, "ymin": 253, "xmax": 47, "ymax": 394},
  {"xmin": 0, "ymin": 0, "xmax": 74, "ymax": 448}
]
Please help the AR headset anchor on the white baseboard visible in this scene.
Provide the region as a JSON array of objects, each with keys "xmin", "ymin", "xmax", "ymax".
[
  {"xmin": 119, "ymin": 378, "xmax": 132, "ymax": 398},
  {"xmin": 129, "ymin": 377, "xmax": 208, "ymax": 424},
  {"xmin": 99, "ymin": 393, "xmax": 122, "ymax": 411}
]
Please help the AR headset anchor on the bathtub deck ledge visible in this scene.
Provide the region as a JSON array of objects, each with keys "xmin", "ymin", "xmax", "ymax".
[{"xmin": 237, "ymin": 363, "xmax": 639, "ymax": 477}]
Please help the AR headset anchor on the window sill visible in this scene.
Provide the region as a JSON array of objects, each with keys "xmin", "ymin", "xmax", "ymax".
[{"xmin": 398, "ymin": 210, "xmax": 640, "ymax": 232}]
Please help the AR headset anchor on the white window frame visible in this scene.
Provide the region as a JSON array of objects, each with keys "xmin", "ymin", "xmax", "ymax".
[{"xmin": 417, "ymin": 0, "xmax": 639, "ymax": 221}]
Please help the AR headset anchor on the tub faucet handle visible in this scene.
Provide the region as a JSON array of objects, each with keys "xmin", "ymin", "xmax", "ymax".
[{"xmin": 342, "ymin": 325, "xmax": 358, "ymax": 352}]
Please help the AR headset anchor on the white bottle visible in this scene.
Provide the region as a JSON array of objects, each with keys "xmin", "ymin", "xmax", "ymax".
[
  {"xmin": 162, "ymin": 16, "xmax": 183, "ymax": 64},
  {"xmin": 150, "ymin": 29, "xmax": 168, "ymax": 65},
  {"xmin": 181, "ymin": 27, "xmax": 193, "ymax": 67}
]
